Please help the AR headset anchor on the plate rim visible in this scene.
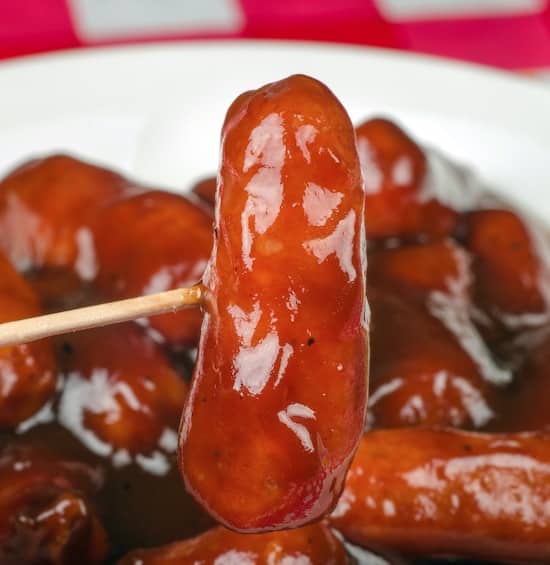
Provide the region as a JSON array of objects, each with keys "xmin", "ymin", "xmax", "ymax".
[
  {"xmin": 0, "ymin": 37, "xmax": 548, "ymax": 97},
  {"xmin": 1, "ymin": 39, "xmax": 549, "ymax": 146}
]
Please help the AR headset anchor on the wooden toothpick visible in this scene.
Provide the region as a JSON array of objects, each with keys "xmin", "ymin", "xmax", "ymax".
[{"xmin": 0, "ymin": 285, "xmax": 204, "ymax": 347}]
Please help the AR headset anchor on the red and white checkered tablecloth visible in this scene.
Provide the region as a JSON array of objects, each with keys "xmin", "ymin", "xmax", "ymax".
[{"xmin": 1, "ymin": 0, "xmax": 550, "ymax": 73}]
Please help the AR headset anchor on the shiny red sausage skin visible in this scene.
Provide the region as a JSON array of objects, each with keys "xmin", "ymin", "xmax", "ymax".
[
  {"xmin": 0, "ymin": 155, "xmax": 136, "ymax": 275},
  {"xmin": 191, "ymin": 176, "xmax": 216, "ymax": 209},
  {"xmin": 93, "ymin": 191, "xmax": 213, "ymax": 346},
  {"xmin": 331, "ymin": 428, "xmax": 550, "ymax": 563},
  {"xmin": 55, "ymin": 323, "xmax": 188, "ymax": 456},
  {"xmin": 465, "ymin": 209, "xmax": 549, "ymax": 329},
  {"xmin": 0, "ymin": 253, "xmax": 56, "ymax": 428},
  {"xmin": 0, "ymin": 157, "xmax": 212, "ymax": 347},
  {"xmin": 118, "ymin": 523, "xmax": 348, "ymax": 564},
  {"xmin": 367, "ymin": 241, "xmax": 496, "ymax": 429},
  {"xmin": 355, "ymin": 118, "xmax": 456, "ymax": 241},
  {"xmin": 179, "ymin": 75, "xmax": 368, "ymax": 531},
  {"xmin": 0, "ymin": 444, "xmax": 107, "ymax": 565},
  {"xmin": 367, "ymin": 287, "xmax": 493, "ymax": 429}
]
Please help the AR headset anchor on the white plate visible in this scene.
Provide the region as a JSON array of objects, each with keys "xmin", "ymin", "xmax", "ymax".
[{"xmin": 0, "ymin": 41, "xmax": 550, "ymax": 217}]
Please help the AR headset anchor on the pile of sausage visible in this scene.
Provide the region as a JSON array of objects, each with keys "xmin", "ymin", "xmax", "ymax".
[{"xmin": 0, "ymin": 75, "xmax": 548, "ymax": 564}]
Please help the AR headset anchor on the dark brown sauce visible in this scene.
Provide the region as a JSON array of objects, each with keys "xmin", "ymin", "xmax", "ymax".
[
  {"xmin": 0, "ymin": 268, "xmax": 213, "ymax": 563},
  {"xmin": 1, "ymin": 423, "xmax": 213, "ymax": 562},
  {"xmin": 2, "ymin": 116, "xmax": 550, "ymax": 563}
]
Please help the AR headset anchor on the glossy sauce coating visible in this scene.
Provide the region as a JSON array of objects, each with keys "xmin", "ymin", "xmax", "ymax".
[
  {"xmin": 190, "ymin": 176, "xmax": 216, "ymax": 209},
  {"xmin": 118, "ymin": 523, "xmax": 348, "ymax": 565},
  {"xmin": 0, "ymin": 151, "xmax": 211, "ymax": 550},
  {"xmin": 367, "ymin": 241, "xmax": 497, "ymax": 429},
  {"xmin": 0, "ymin": 444, "xmax": 107, "ymax": 565},
  {"xmin": 12, "ymin": 268, "xmax": 207, "ymax": 558},
  {"xmin": 93, "ymin": 191, "xmax": 213, "ymax": 346},
  {"xmin": 368, "ymin": 240, "xmax": 470, "ymax": 297},
  {"xmin": 464, "ymin": 209, "xmax": 550, "ymax": 332},
  {"xmin": 1, "ymin": 95, "xmax": 550, "ymax": 564},
  {"xmin": 355, "ymin": 118, "xmax": 456, "ymax": 241},
  {"xmin": 489, "ymin": 326, "xmax": 550, "ymax": 433},
  {"xmin": 0, "ymin": 252, "xmax": 56, "ymax": 428},
  {"xmin": 0, "ymin": 155, "xmax": 136, "ymax": 276},
  {"xmin": 6, "ymin": 418, "xmax": 214, "ymax": 562},
  {"xmin": 0, "ymin": 156, "xmax": 213, "ymax": 347},
  {"xmin": 330, "ymin": 428, "xmax": 550, "ymax": 563},
  {"xmin": 179, "ymin": 75, "xmax": 368, "ymax": 531},
  {"xmin": 368, "ymin": 287, "xmax": 494, "ymax": 429},
  {"xmin": 55, "ymin": 323, "xmax": 188, "ymax": 457}
]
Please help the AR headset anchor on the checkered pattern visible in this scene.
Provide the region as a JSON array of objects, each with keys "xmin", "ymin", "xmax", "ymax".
[{"xmin": 1, "ymin": 0, "xmax": 550, "ymax": 71}]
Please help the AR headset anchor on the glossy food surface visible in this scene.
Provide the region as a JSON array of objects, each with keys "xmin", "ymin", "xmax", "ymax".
[
  {"xmin": 0, "ymin": 444, "xmax": 107, "ymax": 565},
  {"xmin": 190, "ymin": 176, "xmax": 216, "ymax": 209},
  {"xmin": 0, "ymin": 154, "xmax": 217, "ymax": 560},
  {"xmin": 118, "ymin": 523, "xmax": 348, "ymax": 565},
  {"xmin": 0, "ymin": 252, "xmax": 56, "ymax": 428},
  {"xmin": 0, "ymin": 155, "xmax": 213, "ymax": 347},
  {"xmin": 331, "ymin": 428, "xmax": 550, "ymax": 563},
  {"xmin": 1, "ymin": 83, "xmax": 550, "ymax": 565},
  {"xmin": 179, "ymin": 75, "xmax": 368, "ymax": 531},
  {"xmin": 464, "ymin": 209, "xmax": 550, "ymax": 332},
  {"xmin": 93, "ymin": 191, "xmax": 213, "ymax": 346},
  {"xmin": 0, "ymin": 155, "xmax": 136, "ymax": 276},
  {"xmin": 356, "ymin": 118, "xmax": 456, "ymax": 241},
  {"xmin": 55, "ymin": 323, "xmax": 188, "ymax": 457},
  {"xmin": 367, "ymin": 241, "xmax": 498, "ymax": 430}
]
